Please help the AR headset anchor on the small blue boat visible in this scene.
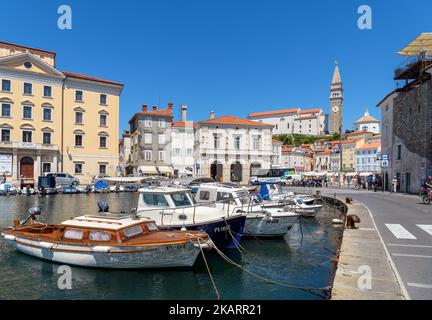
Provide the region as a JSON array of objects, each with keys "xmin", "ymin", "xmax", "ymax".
[{"xmin": 93, "ymin": 180, "xmax": 109, "ymax": 193}]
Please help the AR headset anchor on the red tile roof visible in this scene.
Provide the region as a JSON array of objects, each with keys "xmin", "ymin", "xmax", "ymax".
[
  {"xmin": 298, "ymin": 108, "xmax": 321, "ymax": 115},
  {"xmin": 281, "ymin": 145, "xmax": 294, "ymax": 153},
  {"xmin": 248, "ymin": 108, "xmax": 300, "ymax": 118},
  {"xmin": 63, "ymin": 71, "xmax": 124, "ymax": 87},
  {"xmin": 138, "ymin": 109, "xmax": 172, "ymax": 117},
  {"xmin": 315, "ymin": 149, "xmax": 331, "ymax": 155},
  {"xmin": 172, "ymin": 121, "xmax": 195, "ymax": 127},
  {"xmin": 198, "ymin": 115, "xmax": 273, "ymax": 127},
  {"xmin": 356, "ymin": 141, "xmax": 381, "ymax": 150}
]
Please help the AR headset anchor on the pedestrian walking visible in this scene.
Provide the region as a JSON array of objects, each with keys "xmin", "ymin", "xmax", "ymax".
[{"xmin": 392, "ymin": 176, "xmax": 397, "ymax": 192}]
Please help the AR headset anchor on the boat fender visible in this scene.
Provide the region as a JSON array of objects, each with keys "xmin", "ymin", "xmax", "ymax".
[
  {"xmin": 39, "ymin": 241, "xmax": 54, "ymax": 249},
  {"xmin": 264, "ymin": 211, "xmax": 273, "ymax": 222},
  {"xmin": 332, "ymin": 218, "xmax": 344, "ymax": 225},
  {"xmin": 92, "ymin": 246, "xmax": 112, "ymax": 253},
  {"xmin": 4, "ymin": 234, "xmax": 16, "ymax": 241}
]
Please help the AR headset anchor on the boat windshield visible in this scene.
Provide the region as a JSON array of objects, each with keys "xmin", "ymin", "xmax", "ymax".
[
  {"xmin": 141, "ymin": 193, "xmax": 169, "ymax": 208},
  {"xmin": 236, "ymin": 191, "xmax": 251, "ymax": 205},
  {"xmin": 170, "ymin": 192, "xmax": 192, "ymax": 207}
]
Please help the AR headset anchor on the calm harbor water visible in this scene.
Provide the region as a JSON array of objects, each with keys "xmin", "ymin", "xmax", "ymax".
[{"xmin": 0, "ymin": 193, "xmax": 343, "ymax": 300}]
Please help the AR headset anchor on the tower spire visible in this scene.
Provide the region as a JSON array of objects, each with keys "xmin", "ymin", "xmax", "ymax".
[{"xmin": 332, "ymin": 62, "xmax": 342, "ymax": 84}]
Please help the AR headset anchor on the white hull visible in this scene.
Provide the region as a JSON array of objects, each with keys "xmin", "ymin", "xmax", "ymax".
[
  {"xmin": 243, "ymin": 214, "xmax": 299, "ymax": 237},
  {"xmin": 4, "ymin": 236, "xmax": 202, "ymax": 269},
  {"xmin": 295, "ymin": 205, "xmax": 322, "ymax": 217}
]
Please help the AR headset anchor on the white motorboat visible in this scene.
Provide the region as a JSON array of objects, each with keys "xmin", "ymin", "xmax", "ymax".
[
  {"xmin": 195, "ymin": 183, "xmax": 300, "ymax": 237},
  {"xmin": 1, "ymin": 207, "xmax": 211, "ymax": 269},
  {"xmin": 258, "ymin": 184, "xmax": 322, "ymax": 217},
  {"xmin": 135, "ymin": 187, "xmax": 246, "ymax": 249}
]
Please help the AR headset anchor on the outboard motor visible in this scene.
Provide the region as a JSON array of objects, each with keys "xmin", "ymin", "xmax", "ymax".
[
  {"xmin": 98, "ymin": 201, "xmax": 109, "ymax": 213},
  {"xmin": 20, "ymin": 207, "xmax": 42, "ymax": 225}
]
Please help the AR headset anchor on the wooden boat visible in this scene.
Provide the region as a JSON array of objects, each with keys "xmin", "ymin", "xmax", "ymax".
[
  {"xmin": 195, "ymin": 183, "xmax": 300, "ymax": 237},
  {"xmin": 1, "ymin": 207, "xmax": 211, "ymax": 269},
  {"xmin": 135, "ymin": 187, "xmax": 246, "ymax": 249}
]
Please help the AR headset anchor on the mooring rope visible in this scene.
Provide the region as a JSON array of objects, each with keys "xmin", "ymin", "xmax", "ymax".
[
  {"xmin": 197, "ymin": 237, "xmax": 221, "ymax": 300},
  {"xmin": 210, "ymin": 240, "xmax": 330, "ymax": 299}
]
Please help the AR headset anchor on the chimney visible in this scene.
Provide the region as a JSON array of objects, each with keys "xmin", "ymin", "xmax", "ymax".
[
  {"xmin": 152, "ymin": 105, "xmax": 157, "ymax": 110},
  {"xmin": 181, "ymin": 104, "xmax": 187, "ymax": 122},
  {"xmin": 210, "ymin": 111, "xmax": 215, "ymax": 119},
  {"xmin": 168, "ymin": 102, "xmax": 173, "ymax": 110},
  {"xmin": 142, "ymin": 104, "xmax": 147, "ymax": 112}
]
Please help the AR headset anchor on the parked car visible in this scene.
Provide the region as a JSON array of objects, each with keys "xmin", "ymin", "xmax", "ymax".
[{"xmin": 46, "ymin": 173, "xmax": 80, "ymax": 186}]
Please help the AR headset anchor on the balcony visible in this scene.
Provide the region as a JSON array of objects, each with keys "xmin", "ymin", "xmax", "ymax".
[{"xmin": 394, "ymin": 53, "xmax": 432, "ymax": 80}]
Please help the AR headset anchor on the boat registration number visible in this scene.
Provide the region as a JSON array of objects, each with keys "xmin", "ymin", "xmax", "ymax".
[
  {"xmin": 165, "ymin": 244, "xmax": 187, "ymax": 250},
  {"xmin": 214, "ymin": 225, "xmax": 231, "ymax": 233},
  {"xmin": 267, "ymin": 219, "xmax": 279, "ymax": 224}
]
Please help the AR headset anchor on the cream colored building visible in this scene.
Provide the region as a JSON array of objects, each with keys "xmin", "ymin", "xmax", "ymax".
[
  {"xmin": 247, "ymin": 108, "xmax": 328, "ymax": 136},
  {"xmin": 0, "ymin": 41, "xmax": 123, "ymax": 186},
  {"xmin": 194, "ymin": 112, "xmax": 274, "ymax": 184},
  {"xmin": 281, "ymin": 146, "xmax": 307, "ymax": 172}
]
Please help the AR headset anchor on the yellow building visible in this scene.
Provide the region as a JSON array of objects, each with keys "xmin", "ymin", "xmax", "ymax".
[
  {"xmin": 0, "ymin": 41, "xmax": 123, "ymax": 186},
  {"xmin": 341, "ymin": 138, "xmax": 365, "ymax": 172}
]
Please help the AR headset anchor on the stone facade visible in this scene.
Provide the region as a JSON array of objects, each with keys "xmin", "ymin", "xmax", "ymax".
[
  {"xmin": 129, "ymin": 104, "xmax": 173, "ymax": 175},
  {"xmin": 194, "ymin": 114, "xmax": 273, "ymax": 184},
  {"xmin": 392, "ymin": 79, "xmax": 432, "ymax": 193}
]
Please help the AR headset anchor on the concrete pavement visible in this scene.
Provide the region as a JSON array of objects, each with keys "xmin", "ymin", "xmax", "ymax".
[
  {"xmin": 331, "ymin": 200, "xmax": 404, "ymax": 300},
  {"xmin": 289, "ymin": 186, "xmax": 432, "ymax": 300}
]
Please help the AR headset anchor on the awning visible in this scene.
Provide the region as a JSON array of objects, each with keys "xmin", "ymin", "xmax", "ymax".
[
  {"xmin": 139, "ymin": 166, "xmax": 158, "ymax": 174},
  {"xmin": 303, "ymin": 171, "xmax": 316, "ymax": 176},
  {"xmin": 104, "ymin": 177, "xmax": 145, "ymax": 183},
  {"xmin": 157, "ymin": 166, "xmax": 174, "ymax": 174},
  {"xmin": 359, "ymin": 172, "xmax": 373, "ymax": 177},
  {"xmin": 345, "ymin": 172, "xmax": 357, "ymax": 177},
  {"xmin": 397, "ymin": 33, "xmax": 432, "ymax": 56}
]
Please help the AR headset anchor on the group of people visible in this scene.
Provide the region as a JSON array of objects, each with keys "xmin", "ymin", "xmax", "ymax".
[{"xmin": 349, "ymin": 174, "xmax": 383, "ymax": 191}]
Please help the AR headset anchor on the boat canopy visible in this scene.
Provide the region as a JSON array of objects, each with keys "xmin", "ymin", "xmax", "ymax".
[{"xmin": 104, "ymin": 177, "xmax": 145, "ymax": 183}]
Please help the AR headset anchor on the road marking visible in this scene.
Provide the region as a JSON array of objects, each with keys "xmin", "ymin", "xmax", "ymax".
[
  {"xmin": 407, "ymin": 282, "xmax": 432, "ymax": 289},
  {"xmin": 356, "ymin": 201, "xmax": 411, "ymax": 300},
  {"xmin": 417, "ymin": 224, "xmax": 432, "ymax": 236},
  {"xmin": 392, "ymin": 253, "xmax": 432, "ymax": 258},
  {"xmin": 387, "ymin": 243, "xmax": 432, "ymax": 248},
  {"xmin": 385, "ymin": 224, "xmax": 417, "ymax": 240}
]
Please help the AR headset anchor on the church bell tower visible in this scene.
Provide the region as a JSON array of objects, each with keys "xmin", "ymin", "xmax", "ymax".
[{"xmin": 330, "ymin": 63, "xmax": 343, "ymax": 134}]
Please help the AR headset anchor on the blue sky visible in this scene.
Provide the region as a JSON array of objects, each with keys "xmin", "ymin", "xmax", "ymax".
[{"xmin": 1, "ymin": 0, "xmax": 431, "ymax": 133}]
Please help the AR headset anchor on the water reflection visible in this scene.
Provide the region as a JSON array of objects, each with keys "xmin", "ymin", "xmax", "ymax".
[{"xmin": 0, "ymin": 193, "xmax": 342, "ymax": 300}]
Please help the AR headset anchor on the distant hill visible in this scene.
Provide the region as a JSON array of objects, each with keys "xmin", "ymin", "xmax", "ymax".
[{"xmin": 273, "ymin": 133, "xmax": 340, "ymax": 147}]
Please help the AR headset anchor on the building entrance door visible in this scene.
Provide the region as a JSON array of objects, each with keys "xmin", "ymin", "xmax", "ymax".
[
  {"xmin": 406, "ymin": 173, "xmax": 411, "ymax": 193},
  {"xmin": 20, "ymin": 157, "xmax": 34, "ymax": 178}
]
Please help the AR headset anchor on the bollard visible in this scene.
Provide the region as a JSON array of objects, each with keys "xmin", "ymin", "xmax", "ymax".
[{"xmin": 346, "ymin": 214, "xmax": 360, "ymax": 229}]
